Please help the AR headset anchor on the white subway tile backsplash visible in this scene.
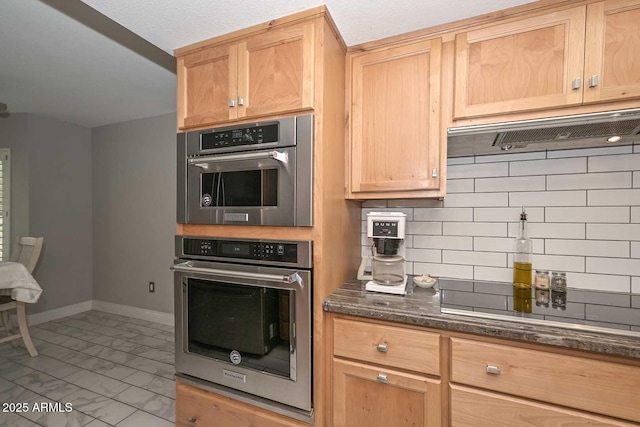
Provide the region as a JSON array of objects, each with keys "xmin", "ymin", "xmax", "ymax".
[
  {"xmin": 545, "ymin": 239, "xmax": 630, "ymax": 258},
  {"xmin": 545, "ymin": 207, "xmax": 630, "ymax": 223},
  {"xmin": 443, "ymin": 192, "xmax": 508, "ymax": 207},
  {"xmin": 508, "ymin": 222, "xmax": 585, "ymax": 239},
  {"xmin": 565, "ymin": 273, "xmax": 630, "ymax": 293},
  {"xmin": 405, "ymin": 248, "xmax": 441, "ymax": 263},
  {"xmin": 509, "ymin": 190, "xmax": 586, "ymax": 207},
  {"xmin": 361, "ymin": 151, "xmax": 640, "ymax": 291},
  {"xmin": 475, "ymin": 176, "xmax": 545, "ymax": 193},
  {"xmin": 547, "ymin": 172, "xmax": 632, "ymax": 190},
  {"xmin": 510, "ymin": 157, "xmax": 586, "ymax": 176},
  {"xmin": 408, "ymin": 222, "xmax": 443, "ymax": 235},
  {"xmin": 474, "ymin": 237, "xmax": 544, "ymax": 254},
  {"xmin": 447, "ymin": 179, "xmax": 475, "ymax": 193},
  {"xmin": 448, "ymin": 162, "xmax": 509, "ymax": 179},
  {"xmin": 414, "ymin": 262, "xmax": 474, "ymax": 280},
  {"xmin": 475, "ymin": 151, "xmax": 546, "ymax": 163},
  {"xmin": 414, "ymin": 208, "xmax": 473, "ymax": 222},
  {"xmin": 414, "ymin": 235, "xmax": 472, "ymax": 250},
  {"xmin": 443, "ymin": 222, "xmax": 507, "ymax": 237},
  {"xmin": 547, "ymin": 145, "xmax": 633, "ymax": 159},
  {"xmin": 532, "ymin": 254, "xmax": 585, "ymax": 273},
  {"xmin": 588, "ymin": 189, "xmax": 640, "ymax": 206},
  {"xmin": 442, "ymin": 250, "xmax": 507, "ymax": 267},
  {"xmin": 588, "ymin": 153, "xmax": 640, "ymax": 172},
  {"xmin": 474, "ymin": 266, "xmax": 513, "ymax": 282},
  {"xmin": 632, "ymin": 242, "xmax": 640, "ymax": 259},
  {"xmin": 635, "ymin": 144, "xmax": 640, "ymax": 154},
  {"xmin": 586, "ymin": 224, "xmax": 640, "ymax": 241},
  {"xmin": 474, "ymin": 207, "xmax": 544, "ymax": 222},
  {"xmin": 586, "ymin": 258, "xmax": 640, "ymax": 276}
]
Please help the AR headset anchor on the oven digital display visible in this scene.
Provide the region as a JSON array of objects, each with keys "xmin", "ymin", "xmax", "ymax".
[{"xmin": 220, "ymin": 243, "xmax": 251, "ymax": 257}]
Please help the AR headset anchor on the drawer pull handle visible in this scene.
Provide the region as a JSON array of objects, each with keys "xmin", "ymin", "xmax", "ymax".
[
  {"xmin": 486, "ymin": 365, "xmax": 501, "ymax": 375},
  {"xmin": 376, "ymin": 343, "xmax": 388, "ymax": 353},
  {"xmin": 188, "ymin": 417, "xmax": 198, "ymax": 425},
  {"xmin": 377, "ymin": 373, "xmax": 388, "ymax": 383}
]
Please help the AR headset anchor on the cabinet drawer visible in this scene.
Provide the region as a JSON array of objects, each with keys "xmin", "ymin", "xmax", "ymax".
[
  {"xmin": 333, "ymin": 317, "xmax": 440, "ymax": 375},
  {"xmin": 451, "ymin": 338, "xmax": 640, "ymax": 423},
  {"xmin": 450, "ymin": 385, "xmax": 636, "ymax": 427}
]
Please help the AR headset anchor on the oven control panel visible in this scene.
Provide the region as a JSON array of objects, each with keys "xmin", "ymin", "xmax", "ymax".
[
  {"xmin": 200, "ymin": 123, "xmax": 279, "ymax": 150},
  {"xmin": 182, "ymin": 238, "xmax": 298, "ymax": 263}
]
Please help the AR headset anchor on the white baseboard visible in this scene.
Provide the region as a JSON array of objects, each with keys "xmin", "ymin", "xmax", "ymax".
[
  {"xmin": 28, "ymin": 300, "xmax": 93, "ymax": 325},
  {"xmin": 92, "ymin": 300, "xmax": 174, "ymax": 326},
  {"xmin": 25, "ymin": 300, "xmax": 174, "ymax": 326}
]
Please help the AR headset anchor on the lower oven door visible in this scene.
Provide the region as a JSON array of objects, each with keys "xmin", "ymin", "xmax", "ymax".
[{"xmin": 173, "ymin": 260, "xmax": 312, "ymax": 412}]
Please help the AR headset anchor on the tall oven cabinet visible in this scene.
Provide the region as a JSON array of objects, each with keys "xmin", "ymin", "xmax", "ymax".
[{"xmin": 174, "ymin": 6, "xmax": 361, "ymax": 427}]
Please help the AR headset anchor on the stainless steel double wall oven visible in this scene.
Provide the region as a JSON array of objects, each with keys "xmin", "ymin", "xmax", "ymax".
[
  {"xmin": 172, "ymin": 236, "xmax": 313, "ymax": 420},
  {"xmin": 177, "ymin": 115, "xmax": 314, "ymax": 226}
]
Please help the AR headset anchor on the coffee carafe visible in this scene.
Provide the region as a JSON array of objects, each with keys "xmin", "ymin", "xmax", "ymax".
[{"xmin": 358, "ymin": 212, "xmax": 408, "ymax": 294}]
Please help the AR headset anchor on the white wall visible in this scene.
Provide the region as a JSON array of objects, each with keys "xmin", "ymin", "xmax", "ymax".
[
  {"xmin": 361, "ymin": 144, "xmax": 640, "ymax": 294},
  {"xmin": 92, "ymin": 113, "xmax": 176, "ymax": 314}
]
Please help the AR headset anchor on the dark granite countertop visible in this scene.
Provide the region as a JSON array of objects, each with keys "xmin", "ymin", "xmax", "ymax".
[{"xmin": 323, "ymin": 279, "xmax": 640, "ymax": 360}]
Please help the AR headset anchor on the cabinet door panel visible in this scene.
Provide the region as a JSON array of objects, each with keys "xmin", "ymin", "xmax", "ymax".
[
  {"xmin": 451, "ymin": 385, "xmax": 636, "ymax": 427},
  {"xmin": 333, "ymin": 359, "xmax": 441, "ymax": 427},
  {"xmin": 238, "ymin": 23, "xmax": 315, "ymax": 118},
  {"xmin": 454, "ymin": 7, "xmax": 586, "ymax": 118},
  {"xmin": 584, "ymin": 0, "xmax": 640, "ymax": 103},
  {"xmin": 179, "ymin": 44, "xmax": 237, "ymax": 129},
  {"xmin": 350, "ymin": 39, "xmax": 441, "ymax": 194}
]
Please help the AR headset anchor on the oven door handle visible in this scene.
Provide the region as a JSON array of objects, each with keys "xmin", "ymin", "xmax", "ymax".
[
  {"xmin": 189, "ymin": 150, "xmax": 288, "ymax": 168},
  {"xmin": 171, "ymin": 261, "xmax": 301, "ymax": 285}
]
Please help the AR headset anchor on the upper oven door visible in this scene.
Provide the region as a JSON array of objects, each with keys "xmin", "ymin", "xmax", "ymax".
[{"xmin": 186, "ymin": 147, "xmax": 296, "ymax": 226}]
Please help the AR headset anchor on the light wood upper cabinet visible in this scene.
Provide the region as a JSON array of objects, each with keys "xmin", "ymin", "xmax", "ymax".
[
  {"xmin": 454, "ymin": 1, "xmax": 640, "ymax": 120},
  {"xmin": 454, "ymin": 7, "xmax": 587, "ymax": 119},
  {"xmin": 583, "ymin": 0, "xmax": 640, "ymax": 104},
  {"xmin": 347, "ymin": 39, "xmax": 442, "ymax": 198},
  {"xmin": 177, "ymin": 21, "xmax": 315, "ymax": 130}
]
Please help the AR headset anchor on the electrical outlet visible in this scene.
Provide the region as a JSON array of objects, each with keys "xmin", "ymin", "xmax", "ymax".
[{"xmin": 149, "ymin": 282, "xmax": 155, "ymax": 293}]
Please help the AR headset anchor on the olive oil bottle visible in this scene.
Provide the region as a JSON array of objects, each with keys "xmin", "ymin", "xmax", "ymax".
[{"xmin": 513, "ymin": 207, "xmax": 533, "ymax": 291}]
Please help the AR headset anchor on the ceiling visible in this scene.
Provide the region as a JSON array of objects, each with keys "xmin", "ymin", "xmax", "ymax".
[{"xmin": 0, "ymin": 0, "xmax": 536, "ymax": 129}]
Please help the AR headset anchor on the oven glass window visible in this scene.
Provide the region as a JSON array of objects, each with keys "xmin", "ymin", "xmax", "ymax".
[
  {"xmin": 187, "ymin": 279, "xmax": 292, "ymax": 379},
  {"xmin": 201, "ymin": 170, "xmax": 278, "ymax": 207}
]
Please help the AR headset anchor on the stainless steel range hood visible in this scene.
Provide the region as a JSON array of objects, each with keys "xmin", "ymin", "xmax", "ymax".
[{"xmin": 447, "ymin": 108, "xmax": 640, "ymax": 158}]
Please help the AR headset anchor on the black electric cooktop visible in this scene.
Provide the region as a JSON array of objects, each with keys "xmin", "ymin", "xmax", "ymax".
[{"xmin": 437, "ymin": 279, "xmax": 640, "ymax": 337}]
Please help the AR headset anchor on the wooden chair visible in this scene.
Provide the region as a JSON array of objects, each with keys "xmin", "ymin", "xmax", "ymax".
[{"xmin": 0, "ymin": 237, "xmax": 44, "ymax": 356}]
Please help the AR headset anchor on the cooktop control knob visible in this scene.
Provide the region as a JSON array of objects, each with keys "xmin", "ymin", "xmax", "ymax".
[{"xmin": 242, "ymin": 131, "xmax": 253, "ymax": 142}]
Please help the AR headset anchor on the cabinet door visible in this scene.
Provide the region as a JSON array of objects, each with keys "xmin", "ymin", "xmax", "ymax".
[
  {"xmin": 333, "ymin": 359, "xmax": 441, "ymax": 427},
  {"xmin": 178, "ymin": 44, "xmax": 238, "ymax": 129},
  {"xmin": 454, "ymin": 7, "xmax": 586, "ymax": 119},
  {"xmin": 349, "ymin": 39, "xmax": 442, "ymax": 195},
  {"xmin": 237, "ymin": 22, "xmax": 315, "ymax": 119},
  {"xmin": 450, "ymin": 385, "xmax": 636, "ymax": 427},
  {"xmin": 583, "ymin": 0, "xmax": 640, "ymax": 104}
]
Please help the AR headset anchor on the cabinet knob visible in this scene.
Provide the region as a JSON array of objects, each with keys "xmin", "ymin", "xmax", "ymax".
[
  {"xmin": 377, "ymin": 373, "xmax": 388, "ymax": 383},
  {"xmin": 571, "ymin": 77, "xmax": 582, "ymax": 90},
  {"xmin": 237, "ymin": 96, "xmax": 245, "ymax": 106},
  {"xmin": 376, "ymin": 343, "xmax": 388, "ymax": 353},
  {"xmin": 187, "ymin": 417, "xmax": 198, "ymax": 425},
  {"xmin": 589, "ymin": 75, "xmax": 599, "ymax": 88},
  {"xmin": 228, "ymin": 98, "xmax": 235, "ymax": 108},
  {"xmin": 431, "ymin": 168, "xmax": 438, "ymax": 178},
  {"xmin": 486, "ymin": 365, "xmax": 501, "ymax": 375}
]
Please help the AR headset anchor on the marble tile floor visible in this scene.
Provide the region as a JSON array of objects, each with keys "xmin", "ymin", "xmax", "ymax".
[{"xmin": 0, "ymin": 310, "xmax": 175, "ymax": 427}]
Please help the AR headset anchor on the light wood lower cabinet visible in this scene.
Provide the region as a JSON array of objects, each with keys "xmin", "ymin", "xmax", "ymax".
[
  {"xmin": 176, "ymin": 380, "xmax": 304, "ymax": 427},
  {"xmin": 333, "ymin": 359, "xmax": 441, "ymax": 427},
  {"xmin": 450, "ymin": 385, "xmax": 636, "ymax": 427}
]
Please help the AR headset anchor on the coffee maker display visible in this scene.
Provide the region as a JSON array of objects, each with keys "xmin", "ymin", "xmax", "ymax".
[{"xmin": 357, "ymin": 212, "xmax": 408, "ymax": 295}]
